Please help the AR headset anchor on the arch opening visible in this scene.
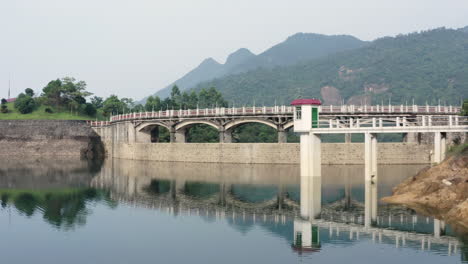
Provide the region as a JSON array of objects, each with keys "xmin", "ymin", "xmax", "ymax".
[
  {"xmin": 185, "ymin": 124, "xmax": 220, "ymax": 143},
  {"xmin": 182, "ymin": 182, "xmax": 220, "ymax": 199},
  {"xmin": 230, "ymin": 185, "xmax": 279, "ymax": 203},
  {"xmin": 230, "ymin": 123, "xmax": 278, "ymax": 143},
  {"xmin": 139, "ymin": 125, "xmax": 170, "ymax": 143}
]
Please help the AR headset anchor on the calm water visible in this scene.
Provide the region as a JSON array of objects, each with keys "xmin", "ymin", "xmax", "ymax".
[{"xmin": 0, "ymin": 158, "xmax": 466, "ymax": 264}]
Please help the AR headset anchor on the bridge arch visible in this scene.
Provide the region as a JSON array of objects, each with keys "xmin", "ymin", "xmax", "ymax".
[
  {"xmin": 175, "ymin": 120, "xmax": 221, "ymax": 131},
  {"xmin": 136, "ymin": 122, "xmax": 172, "ymax": 143},
  {"xmin": 224, "ymin": 119, "xmax": 278, "ymax": 132},
  {"xmin": 137, "ymin": 122, "xmax": 171, "ymax": 132},
  {"xmin": 284, "ymin": 120, "xmax": 294, "ymax": 130}
]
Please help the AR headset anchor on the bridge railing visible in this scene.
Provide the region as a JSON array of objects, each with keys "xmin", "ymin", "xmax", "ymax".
[
  {"xmin": 316, "ymin": 115, "xmax": 468, "ymax": 129},
  {"xmin": 86, "ymin": 120, "xmax": 111, "ymax": 127},
  {"xmin": 107, "ymin": 105, "xmax": 462, "ymax": 123}
]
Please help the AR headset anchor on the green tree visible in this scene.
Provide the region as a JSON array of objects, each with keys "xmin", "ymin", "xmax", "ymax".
[
  {"xmin": 0, "ymin": 104, "xmax": 7, "ymax": 113},
  {"xmin": 25, "ymin": 88, "xmax": 34, "ymax": 97},
  {"xmin": 41, "ymin": 77, "xmax": 92, "ymax": 110},
  {"xmin": 102, "ymin": 95, "xmax": 127, "ymax": 116},
  {"xmin": 83, "ymin": 103, "xmax": 97, "ymax": 116},
  {"xmin": 145, "ymin": 96, "xmax": 161, "ymax": 111},
  {"xmin": 90, "ymin": 96, "xmax": 104, "ymax": 109},
  {"xmin": 462, "ymin": 99, "xmax": 468, "ymax": 116},
  {"xmin": 14, "ymin": 93, "xmax": 37, "ymax": 114},
  {"xmin": 1, "ymin": 98, "xmax": 6, "ymax": 104}
]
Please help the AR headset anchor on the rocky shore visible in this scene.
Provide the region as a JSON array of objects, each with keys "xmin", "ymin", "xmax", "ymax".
[
  {"xmin": 0, "ymin": 120, "xmax": 104, "ymax": 159},
  {"xmin": 382, "ymin": 145, "xmax": 468, "ymax": 230}
]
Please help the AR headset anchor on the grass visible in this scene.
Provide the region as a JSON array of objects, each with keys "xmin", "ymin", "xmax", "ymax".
[
  {"xmin": 447, "ymin": 143, "xmax": 468, "ymax": 157},
  {"xmin": 0, "ymin": 102, "xmax": 106, "ymax": 120}
]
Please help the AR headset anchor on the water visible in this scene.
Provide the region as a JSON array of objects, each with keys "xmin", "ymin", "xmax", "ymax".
[{"xmin": 0, "ymin": 158, "xmax": 466, "ymax": 264}]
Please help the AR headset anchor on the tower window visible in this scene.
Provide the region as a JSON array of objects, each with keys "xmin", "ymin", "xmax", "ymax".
[{"xmin": 296, "ymin": 106, "xmax": 302, "ymax": 120}]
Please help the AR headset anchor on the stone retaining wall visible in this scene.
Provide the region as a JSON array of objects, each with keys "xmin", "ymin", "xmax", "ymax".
[
  {"xmin": 0, "ymin": 120, "xmax": 104, "ymax": 158},
  {"xmin": 108, "ymin": 142, "xmax": 431, "ymax": 164}
]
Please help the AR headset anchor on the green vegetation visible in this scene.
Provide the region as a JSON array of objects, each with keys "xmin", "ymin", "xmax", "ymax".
[
  {"xmin": 153, "ymin": 33, "xmax": 366, "ymax": 99},
  {"xmin": 193, "ymin": 28, "xmax": 468, "ymax": 106},
  {"xmin": 447, "ymin": 143, "xmax": 468, "ymax": 157},
  {"xmin": 0, "ymin": 102, "xmax": 94, "ymax": 120},
  {"xmin": 0, "ymin": 188, "xmax": 115, "ymax": 229},
  {"xmin": 462, "ymin": 99, "xmax": 468, "ymax": 116}
]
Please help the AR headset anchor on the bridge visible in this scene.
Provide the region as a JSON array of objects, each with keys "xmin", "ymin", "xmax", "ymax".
[{"xmin": 88, "ymin": 104, "xmax": 462, "ymax": 143}]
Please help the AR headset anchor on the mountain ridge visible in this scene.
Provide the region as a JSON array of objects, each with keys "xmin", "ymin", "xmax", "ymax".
[
  {"xmin": 147, "ymin": 33, "xmax": 367, "ymax": 100},
  {"xmin": 192, "ymin": 27, "xmax": 468, "ymax": 106}
]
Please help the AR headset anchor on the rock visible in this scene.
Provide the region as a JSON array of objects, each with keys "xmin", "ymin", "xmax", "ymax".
[{"xmin": 382, "ymin": 146, "xmax": 468, "ymax": 230}]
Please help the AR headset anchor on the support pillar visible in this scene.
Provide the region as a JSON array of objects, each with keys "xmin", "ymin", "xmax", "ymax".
[
  {"xmin": 364, "ymin": 133, "xmax": 378, "ymax": 227},
  {"xmin": 403, "ymin": 132, "xmax": 418, "ymax": 143},
  {"xmin": 300, "ymin": 132, "xmax": 321, "ymax": 220},
  {"xmin": 345, "ymin": 133, "xmax": 352, "ymax": 143},
  {"xmin": 170, "ymin": 129, "xmax": 176, "ymax": 143},
  {"xmin": 434, "ymin": 219, "xmax": 446, "ymax": 238},
  {"xmin": 175, "ymin": 129, "xmax": 186, "ymax": 143},
  {"xmin": 220, "ymin": 130, "xmax": 232, "ymax": 143},
  {"xmin": 278, "ymin": 128, "xmax": 287, "ymax": 143},
  {"xmin": 433, "ymin": 132, "xmax": 447, "ymax": 163}
]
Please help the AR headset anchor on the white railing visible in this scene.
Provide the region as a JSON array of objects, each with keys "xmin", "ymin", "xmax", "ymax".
[
  {"xmin": 317, "ymin": 115, "xmax": 468, "ymax": 130},
  {"xmin": 107, "ymin": 105, "xmax": 462, "ymax": 123}
]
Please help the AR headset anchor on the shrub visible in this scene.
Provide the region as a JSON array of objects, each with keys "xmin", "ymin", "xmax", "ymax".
[
  {"xmin": 0, "ymin": 104, "xmax": 8, "ymax": 113},
  {"xmin": 1, "ymin": 98, "xmax": 6, "ymax": 105},
  {"xmin": 45, "ymin": 108, "xmax": 53, "ymax": 113},
  {"xmin": 14, "ymin": 94, "xmax": 37, "ymax": 114},
  {"xmin": 83, "ymin": 103, "xmax": 97, "ymax": 116}
]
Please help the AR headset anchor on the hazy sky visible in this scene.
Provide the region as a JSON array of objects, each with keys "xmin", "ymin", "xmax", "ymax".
[{"xmin": 1, "ymin": 0, "xmax": 468, "ymax": 100}]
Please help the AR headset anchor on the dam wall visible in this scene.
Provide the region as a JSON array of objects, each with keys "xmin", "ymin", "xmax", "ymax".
[
  {"xmin": 0, "ymin": 120, "xmax": 104, "ymax": 158},
  {"xmin": 105, "ymin": 142, "xmax": 431, "ymax": 165},
  {"xmin": 93, "ymin": 123, "xmax": 432, "ymax": 164}
]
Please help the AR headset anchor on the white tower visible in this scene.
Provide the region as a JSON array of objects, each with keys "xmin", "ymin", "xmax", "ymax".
[{"xmin": 291, "ymin": 99, "xmax": 322, "ymax": 219}]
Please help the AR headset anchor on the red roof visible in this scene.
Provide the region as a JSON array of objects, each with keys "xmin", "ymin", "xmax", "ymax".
[{"xmin": 290, "ymin": 99, "xmax": 322, "ymax": 106}]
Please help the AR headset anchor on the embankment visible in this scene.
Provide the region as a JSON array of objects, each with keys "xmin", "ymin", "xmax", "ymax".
[
  {"xmin": 0, "ymin": 120, "xmax": 104, "ymax": 159},
  {"xmin": 382, "ymin": 146, "xmax": 468, "ymax": 230}
]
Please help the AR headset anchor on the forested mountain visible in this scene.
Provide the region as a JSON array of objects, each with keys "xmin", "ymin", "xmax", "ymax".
[
  {"xmin": 193, "ymin": 27, "xmax": 468, "ymax": 106},
  {"xmin": 151, "ymin": 33, "xmax": 366, "ymax": 99}
]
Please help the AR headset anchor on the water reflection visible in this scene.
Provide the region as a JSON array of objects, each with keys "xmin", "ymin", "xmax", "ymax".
[{"xmin": 0, "ymin": 158, "xmax": 466, "ymax": 263}]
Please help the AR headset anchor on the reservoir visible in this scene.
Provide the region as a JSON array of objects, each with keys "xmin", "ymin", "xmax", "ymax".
[{"xmin": 0, "ymin": 158, "xmax": 466, "ymax": 264}]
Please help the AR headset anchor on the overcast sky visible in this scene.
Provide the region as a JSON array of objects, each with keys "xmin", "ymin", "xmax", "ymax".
[{"xmin": 1, "ymin": 0, "xmax": 468, "ymax": 100}]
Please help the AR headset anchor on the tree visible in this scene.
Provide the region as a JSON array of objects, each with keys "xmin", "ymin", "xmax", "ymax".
[
  {"xmin": 14, "ymin": 93, "xmax": 37, "ymax": 114},
  {"xmin": 0, "ymin": 104, "xmax": 7, "ymax": 113},
  {"xmin": 90, "ymin": 96, "xmax": 104, "ymax": 109},
  {"xmin": 25, "ymin": 88, "xmax": 34, "ymax": 97},
  {"xmin": 1, "ymin": 98, "xmax": 6, "ymax": 104},
  {"xmin": 41, "ymin": 77, "xmax": 92, "ymax": 109},
  {"xmin": 83, "ymin": 103, "xmax": 97, "ymax": 116},
  {"xmin": 462, "ymin": 99, "xmax": 468, "ymax": 116},
  {"xmin": 145, "ymin": 96, "xmax": 161, "ymax": 111},
  {"xmin": 102, "ymin": 95, "xmax": 127, "ymax": 116},
  {"xmin": 132, "ymin": 104, "xmax": 145, "ymax": 112}
]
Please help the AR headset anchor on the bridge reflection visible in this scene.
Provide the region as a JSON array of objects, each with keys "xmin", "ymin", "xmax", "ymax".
[{"xmin": 90, "ymin": 159, "xmax": 465, "ymax": 259}]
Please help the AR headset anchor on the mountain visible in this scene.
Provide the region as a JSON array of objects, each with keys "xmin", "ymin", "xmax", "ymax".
[
  {"xmin": 460, "ymin": 26, "xmax": 468, "ymax": 33},
  {"xmin": 193, "ymin": 28, "xmax": 468, "ymax": 106},
  {"xmin": 229, "ymin": 33, "xmax": 367, "ymax": 73},
  {"xmin": 148, "ymin": 33, "xmax": 367, "ymax": 100}
]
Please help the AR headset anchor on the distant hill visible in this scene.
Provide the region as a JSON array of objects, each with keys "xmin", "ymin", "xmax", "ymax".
[
  {"xmin": 193, "ymin": 27, "xmax": 468, "ymax": 106},
  {"xmin": 149, "ymin": 33, "xmax": 367, "ymax": 100},
  {"xmin": 460, "ymin": 26, "xmax": 468, "ymax": 33}
]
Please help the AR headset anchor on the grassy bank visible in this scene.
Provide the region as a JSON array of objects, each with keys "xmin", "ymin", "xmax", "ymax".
[{"xmin": 0, "ymin": 102, "xmax": 105, "ymax": 120}]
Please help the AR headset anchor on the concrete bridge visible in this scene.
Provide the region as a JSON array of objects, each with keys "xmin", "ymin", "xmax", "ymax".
[{"xmin": 89, "ymin": 104, "xmax": 462, "ymax": 143}]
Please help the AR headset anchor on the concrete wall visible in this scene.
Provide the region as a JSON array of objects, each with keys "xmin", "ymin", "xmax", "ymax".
[
  {"xmin": 107, "ymin": 142, "xmax": 431, "ymax": 165},
  {"xmin": 93, "ymin": 122, "xmax": 432, "ymax": 165},
  {"xmin": 0, "ymin": 120, "xmax": 104, "ymax": 158}
]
